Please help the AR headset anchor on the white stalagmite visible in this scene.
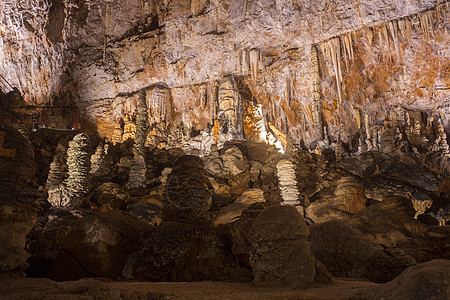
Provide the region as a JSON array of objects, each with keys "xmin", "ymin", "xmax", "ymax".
[{"xmin": 276, "ymin": 159, "xmax": 300, "ymax": 206}]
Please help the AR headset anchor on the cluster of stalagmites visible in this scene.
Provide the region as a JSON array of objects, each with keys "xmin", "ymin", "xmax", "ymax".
[
  {"xmin": 47, "ymin": 133, "xmax": 91, "ymax": 207},
  {"xmin": 9, "ymin": 116, "xmax": 446, "ymax": 293}
]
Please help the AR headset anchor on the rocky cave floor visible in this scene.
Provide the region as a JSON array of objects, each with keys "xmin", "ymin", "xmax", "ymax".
[{"xmin": 1, "ymin": 127, "xmax": 449, "ymax": 300}]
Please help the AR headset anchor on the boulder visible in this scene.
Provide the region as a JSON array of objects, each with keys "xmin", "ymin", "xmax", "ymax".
[
  {"xmin": 127, "ymin": 202, "xmax": 162, "ymax": 225},
  {"xmin": 214, "ymin": 189, "xmax": 265, "ymax": 225},
  {"xmin": 360, "ymin": 260, "xmax": 450, "ymax": 300},
  {"xmin": 221, "ymin": 145, "xmax": 249, "ymax": 176},
  {"xmin": 88, "ymin": 182, "xmax": 129, "ymax": 210},
  {"xmin": 348, "ymin": 195, "xmax": 427, "ymax": 247},
  {"xmin": 309, "ymin": 220, "xmax": 416, "ymax": 283},
  {"xmin": 49, "ymin": 211, "xmax": 154, "ymax": 280},
  {"xmin": 123, "ymin": 221, "xmax": 250, "ymax": 282},
  {"xmin": 250, "ymin": 205, "xmax": 333, "ymax": 288},
  {"xmin": 25, "ymin": 207, "xmax": 86, "ymax": 278},
  {"xmin": 306, "ymin": 176, "xmax": 366, "ymax": 223}
]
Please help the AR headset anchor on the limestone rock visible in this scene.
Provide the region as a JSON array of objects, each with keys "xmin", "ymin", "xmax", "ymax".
[
  {"xmin": 0, "ymin": 128, "xmax": 38, "ymax": 275},
  {"xmin": 48, "ymin": 133, "xmax": 91, "ymax": 208},
  {"xmin": 348, "ymin": 195, "xmax": 427, "ymax": 247},
  {"xmin": 360, "ymin": 260, "xmax": 450, "ymax": 300},
  {"xmin": 25, "ymin": 207, "xmax": 86, "ymax": 279},
  {"xmin": 221, "ymin": 145, "xmax": 249, "ymax": 176},
  {"xmin": 250, "ymin": 205, "xmax": 333, "ymax": 288},
  {"xmin": 306, "ymin": 176, "xmax": 366, "ymax": 223},
  {"xmin": 127, "ymin": 154, "xmax": 147, "ymax": 189},
  {"xmin": 123, "ymin": 221, "xmax": 249, "ymax": 282},
  {"xmin": 235, "ymin": 189, "xmax": 265, "ymax": 205},
  {"xmin": 50, "ymin": 211, "xmax": 154, "ymax": 280},
  {"xmin": 309, "ymin": 220, "xmax": 416, "ymax": 283},
  {"xmin": 214, "ymin": 203, "xmax": 249, "ymax": 225},
  {"xmin": 127, "ymin": 202, "xmax": 162, "ymax": 225},
  {"xmin": 88, "ymin": 182, "xmax": 129, "ymax": 211},
  {"xmin": 163, "ymin": 155, "xmax": 212, "ymax": 223},
  {"xmin": 276, "ymin": 159, "xmax": 300, "ymax": 206},
  {"xmin": 45, "ymin": 155, "xmax": 65, "ymax": 190},
  {"xmin": 410, "ymin": 191, "xmax": 433, "ymax": 219}
]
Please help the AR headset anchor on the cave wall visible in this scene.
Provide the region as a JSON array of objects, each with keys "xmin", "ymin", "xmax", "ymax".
[{"xmin": 0, "ymin": 0, "xmax": 448, "ymax": 148}]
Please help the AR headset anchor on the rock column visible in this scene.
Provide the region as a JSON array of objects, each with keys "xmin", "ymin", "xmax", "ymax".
[
  {"xmin": 276, "ymin": 159, "xmax": 300, "ymax": 206},
  {"xmin": 128, "ymin": 90, "xmax": 148, "ymax": 189}
]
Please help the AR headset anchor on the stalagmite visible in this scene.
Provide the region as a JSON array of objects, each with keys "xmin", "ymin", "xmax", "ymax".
[
  {"xmin": 48, "ymin": 133, "xmax": 91, "ymax": 207},
  {"xmin": 112, "ymin": 119, "xmax": 124, "ymax": 145},
  {"xmin": 335, "ymin": 132, "xmax": 345, "ymax": 160},
  {"xmin": 128, "ymin": 90, "xmax": 149, "ymax": 189},
  {"xmin": 310, "ymin": 44, "xmax": 323, "ymax": 141},
  {"xmin": 90, "ymin": 142, "xmax": 105, "ymax": 174},
  {"xmin": 276, "ymin": 159, "xmax": 300, "ymax": 206},
  {"xmin": 122, "ymin": 113, "xmax": 136, "ymax": 141},
  {"xmin": 45, "ymin": 154, "xmax": 65, "ymax": 190},
  {"xmin": 364, "ymin": 114, "xmax": 373, "ymax": 150}
]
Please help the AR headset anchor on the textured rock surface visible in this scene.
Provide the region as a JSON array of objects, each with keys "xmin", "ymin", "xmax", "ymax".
[
  {"xmin": 163, "ymin": 155, "xmax": 213, "ymax": 223},
  {"xmin": 309, "ymin": 220, "xmax": 416, "ymax": 283},
  {"xmin": 2, "ymin": 1, "xmax": 448, "ymax": 162},
  {"xmin": 276, "ymin": 159, "xmax": 300, "ymax": 206},
  {"xmin": 0, "ymin": 128, "xmax": 38, "ymax": 275},
  {"xmin": 348, "ymin": 195, "xmax": 427, "ymax": 247},
  {"xmin": 214, "ymin": 189, "xmax": 265, "ymax": 225},
  {"xmin": 48, "ymin": 133, "xmax": 92, "ymax": 207},
  {"xmin": 306, "ymin": 176, "xmax": 366, "ymax": 223},
  {"xmin": 128, "ymin": 90, "xmax": 149, "ymax": 189},
  {"xmin": 250, "ymin": 205, "xmax": 333, "ymax": 288},
  {"xmin": 49, "ymin": 211, "xmax": 154, "ymax": 280},
  {"xmin": 123, "ymin": 221, "xmax": 250, "ymax": 282},
  {"xmin": 359, "ymin": 259, "xmax": 450, "ymax": 300}
]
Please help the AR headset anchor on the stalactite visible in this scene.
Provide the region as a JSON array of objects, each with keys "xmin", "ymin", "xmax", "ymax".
[
  {"xmin": 310, "ymin": 44, "xmax": 324, "ymax": 141},
  {"xmin": 249, "ymin": 48, "xmax": 260, "ymax": 82},
  {"xmin": 322, "ymin": 38, "xmax": 343, "ymax": 107}
]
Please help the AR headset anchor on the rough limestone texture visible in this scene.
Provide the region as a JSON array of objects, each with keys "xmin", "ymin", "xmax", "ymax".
[
  {"xmin": 309, "ymin": 220, "xmax": 416, "ymax": 283},
  {"xmin": 128, "ymin": 90, "xmax": 149, "ymax": 189},
  {"xmin": 0, "ymin": 128, "xmax": 38, "ymax": 275},
  {"xmin": 360, "ymin": 259, "xmax": 450, "ymax": 300},
  {"xmin": 250, "ymin": 205, "xmax": 333, "ymax": 288},
  {"xmin": 163, "ymin": 155, "xmax": 213, "ymax": 224},
  {"xmin": 122, "ymin": 221, "xmax": 250, "ymax": 282},
  {"xmin": 348, "ymin": 195, "xmax": 427, "ymax": 247},
  {"xmin": 49, "ymin": 211, "xmax": 154, "ymax": 280},
  {"xmin": 276, "ymin": 159, "xmax": 300, "ymax": 206},
  {"xmin": 48, "ymin": 133, "xmax": 91, "ymax": 207},
  {"xmin": 306, "ymin": 176, "xmax": 366, "ymax": 223},
  {"xmin": 214, "ymin": 189, "xmax": 265, "ymax": 225},
  {"xmin": 45, "ymin": 155, "xmax": 65, "ymax": 190}
]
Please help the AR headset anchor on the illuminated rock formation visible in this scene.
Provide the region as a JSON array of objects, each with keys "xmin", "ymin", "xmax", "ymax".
[
  {"xmin": 276, "ymin": 159, "xmax": 300, "ymax": 206},
  {"xmin": 48, "ymin": 133, "xmax": 91, "ymax": 207}
]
